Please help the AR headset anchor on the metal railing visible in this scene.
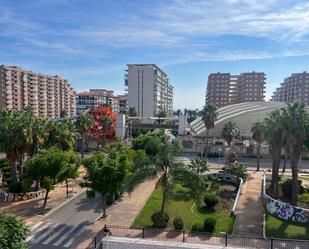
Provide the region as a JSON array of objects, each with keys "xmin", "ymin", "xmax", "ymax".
[{"xmin": 93, "ymin": 225, "xmax": 309, "ymax": 249}]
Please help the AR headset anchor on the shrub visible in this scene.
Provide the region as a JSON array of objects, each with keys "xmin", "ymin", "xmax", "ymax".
[
  {"xmin": 226, "ymin": 163, "xmax": 248, "ymax": 181},
  {"xmin": 191, "ymin": 221, "xmax": 204, "ymax": 232},
  {"xmin": 151, "ymin": 211, "xmax": 169, "ymax": 228},
  {"xmin": 9, "ymin": 182, "xmax": 23, "ymax": 193},
  {"xmin": 204, "ymin": 217, "xmax": 217, "ymax": 233},
  {"xmin": 281, "ymin": 179, "xmax": 305, "ymax": 198},
  {"xmin": 204, "ymin": 193, "xmax": 219, "ymax": 208},
  {"xmin": 173, "ymin": 216, "xmax": 184, "ymax": 230}
]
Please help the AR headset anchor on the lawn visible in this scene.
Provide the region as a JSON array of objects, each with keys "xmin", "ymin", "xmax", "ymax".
[
  {"xmin": 266, "ymin": 214, "xmax": 309, "ymax": 240},
  {"xmin": 132, "ymin": 183, "xmax": 236, "ymax": 235}
]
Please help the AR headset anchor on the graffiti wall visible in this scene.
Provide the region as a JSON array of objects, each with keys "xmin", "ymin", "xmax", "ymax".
[
  {"xmin": 262, "ymin": 173, "xmax": 309, "ymax": 224},
  {"xmin": 0, "ymin": 189, "xmax": 45, "ymax": 203}
]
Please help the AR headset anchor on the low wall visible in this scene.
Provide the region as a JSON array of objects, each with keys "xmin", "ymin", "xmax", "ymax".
[
  {"xmin": 0, "ymin": 189, "xmax": 45, "ymax": 203},
  {"xmin": 262, "ymin": 172, "xmax": 309, "ymax": 224}
]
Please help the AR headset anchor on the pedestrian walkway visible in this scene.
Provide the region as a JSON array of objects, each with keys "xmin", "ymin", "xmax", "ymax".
[
  {"xmin": 233, "ymin": 171, "xmax": 264, "ymax": 236},
  {"xmin": 73, "ymin": 177, "xmax": 159, "ymax": 249}
]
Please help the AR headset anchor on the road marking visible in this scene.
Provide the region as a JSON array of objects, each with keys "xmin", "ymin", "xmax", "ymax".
[
  {"xmin": 42, "ymin": 225, "xmax": 67, "ymax": 245},
  {"xmin": 53, "ymin": 224, "xmax": 78, "ymax": 246},
  {"xmin": 63, "ymin": 225, "xmax": 87, "ymax": 248},
  {"xmin": 26, "ymin": 222, "xmax": 52, "ymax": 242},
  {"xmin": 30, "ymin": 221, "xmax": 44, "ymax": 231},
  {"xmin": 32, "ymin": 223, "xmax": 60, "ymax": 243}
]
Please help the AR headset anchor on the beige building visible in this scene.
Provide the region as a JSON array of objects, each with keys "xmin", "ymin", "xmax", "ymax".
[
  {"xmin": 206, "ymin": 71, "xmax": 266, "ymax": 108},
  {"xmin": 126, "ymin": 64, "xmax": 174, "ymax": 117},
  {"xmin": 0, "ymin": 65, "xmax": 76, "ymax": 118},
  {"xmin": 271, "ymin": 72, "xmax": 309, "ymax": 105}
]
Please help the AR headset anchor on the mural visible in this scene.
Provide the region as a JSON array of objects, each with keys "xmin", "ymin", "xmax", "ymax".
[
  {"xmin": 263, "ymin": 173, "xmax": 309, "ymax": 224},
  {"xmin": 0, "ymin": 189, "xmax": 45, "ymax": 203}
]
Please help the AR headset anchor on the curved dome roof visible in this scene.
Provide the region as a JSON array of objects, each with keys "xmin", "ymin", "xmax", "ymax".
[{"xmin": 190, "ymin": 102, "xmax": 294, "ymax": 137}]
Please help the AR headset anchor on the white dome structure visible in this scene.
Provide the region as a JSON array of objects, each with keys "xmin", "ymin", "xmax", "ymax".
[{"xmin": 190, "ymin": 101, "xmax": 294, "ymax": 138}]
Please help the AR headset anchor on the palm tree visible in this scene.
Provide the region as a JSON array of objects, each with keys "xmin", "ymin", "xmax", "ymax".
[
  {"xmin": 75, "ymin": 114, "xmax": 92, "ymax": 159},
  {"xmin": 128, "ymin": 107, "xmax": 137, "ymax": 117},
  {"xmin": 281, "ymin": 101, "xmax": 308, "ymax": 205},
  {"xmin": 221, "ymin": 121, "xmax": 239, "ymax": 147},
  {"xmin": 263, "ymin": 110, "xmax": 284, "ymax": 197},
  {"xmin": 45, "ymin": 121, "xmax": 75, "ymax": 151},
  {"xmin": 251, "ymin": 122, "xmax": 264, "ymax": 171},
  {"xmin": 28, "ymin": 118, "xmax": 48, "ymax": 157},
  {"xmin": 100, "ymin": 116, "xmax": 113, "ymax": 146},
  {"xmin": 200, "ymin": 104, "xmax": 218, "ymax": 157},
  {"xmin": 0, "ymin": 110, "xmax": 33, "ymax": 182}
]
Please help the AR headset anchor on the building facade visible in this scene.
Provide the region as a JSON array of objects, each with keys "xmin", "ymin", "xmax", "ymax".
[
  {"xmin": 0, "ymin": 65, "xmax": 76, "ymax": 118},
  {"xmin": 271, "ymin": 72, "xmax": 309, "ymax": 105},
  {"xmin": 76, "ymin": 89, "xmax": 127, "ymax": 115},
  {"xmin": 126, "ymin": 64, "xmax": 173, "ymax": 117},
  {"xmin": 206, "ymin": 71, "xmax": 266, "ymax": 108}
]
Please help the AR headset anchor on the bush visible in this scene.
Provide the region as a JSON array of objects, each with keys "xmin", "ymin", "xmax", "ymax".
[
  {"xmin": 281, "ymin": 179, "xmax": 305, "ymax": 198},
  {"xmin": 173, "ymin": 216, "xmax": 184, "ymax": 230},
  {"xmin": 8, "ymin": 182, "xmax": 23, "ymax": 193},
  {"xmin": 204, "ymin": 193, "xmax": 219, "ymax": 208},
  {"xmin": 191, "ymin": 221, "xmax": 204, "ymax": 232},
  {"xmin": 226, "ymin": 163, "xmax": 248, "ymax": 181},
  {"xmin": 204, "ymin": 217, "xmax": 217, "ymax": 233},
  {"xmin": 151, "ymin": 211, "xmax": 169, "ymax": 228}
]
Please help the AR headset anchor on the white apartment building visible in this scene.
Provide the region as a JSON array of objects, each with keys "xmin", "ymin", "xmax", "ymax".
[
  {"xmin": 0, "ymin": 65, "xmax": 76, "ymax": 118},
  {"xmin": 126, "ymin": 64, "xmax": 173, "ymax": 117}
]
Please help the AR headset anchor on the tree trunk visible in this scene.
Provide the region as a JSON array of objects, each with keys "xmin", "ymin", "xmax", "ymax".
[
  {"xmin": 270, "ymin": 145, "xmax": 281, "ymax": 197},
  {"xmin": 7, "ymin": 153, "xmax": 19, "ymax": 183},
  {"xmin": 282, "ymin": 148, "xmax": 288, "ymax": 174},
  {"xmin": 160, "ymin": 173, "xmax": 168, "ymax": 213},
  {"xmin": 290, "ymin": 151, "xmax": 299, "ymax": 206},
  {"xmin": 101, "ymin": 193, "xmax": 107, "ymax": 218},
  {"xmin": 205, "ymin": 129, "xmax": 210, "ymax": 158},
  {"xmin": 256, "ymin": 143, "xmax": 261, "ymax": 171},
  {"xmin": 81, "ymin": 133, "xmax": 85, "ymax": 159},
  {"xmin": 43, "ymin": 191, "xmax": 49, "ymax": 208},
  {"xmin": 66, "ymin": 179, "xmax": 69, "ymax": 198}
]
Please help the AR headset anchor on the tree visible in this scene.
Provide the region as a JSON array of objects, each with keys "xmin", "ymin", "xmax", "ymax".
[
  {"xmin": 0, "ymin": 212, "xmax": 30, "ymax": 249},
  {"xmin": 0, "ymin": 110, "xmax": 33, "ymax": 182},
  {"xmin": 24, "ymin": 147, "xmax": 80, "ymax": 207},
  {"xmin": 45, "ymin": 121, "xmax": 75, "ymax": 151},
  {"xmin": 240, "ymin": 136, "xmax": 246, "ymax": 156},
  {"xmin": 189, "ymin": 157, "xmax": 209, "ymax": 175},
  {"xmin": 200, "ymin": 104, "xmax": 218, "ymax": 157},
  {"xmin": 263, "ymin": 110, "xmax": 284, "ymax": 197},
  {"xmin": 221, "ymin": 121, "xmax": 239, "ymax": 147},
  {"xmin": 100, "ymin": 116, "xmax": 113, "ymax": 146},
  {"xmin": 28, "ymin": 118, "xmax": 48, "ymax": 157},
  {"xmin": 83, "ymin": 150, "xmax": 130, "ymax": 218},
  {"xmin": 75, "ymin": 114, "xmax": 92, "ymax": 159},
  {"xmin": 251, "ymin": 122, "xmax": 264, "ymax": 171},
  {"xmin": 128, "ymin": 107, "xmax": 137, "ymax": 117},
  {"xmin": 281, "ymin": 102, "xmax": 308, "ymax": 205}
]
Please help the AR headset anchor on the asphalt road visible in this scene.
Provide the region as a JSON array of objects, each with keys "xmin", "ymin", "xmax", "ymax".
[
  {"xmin": 28, "ymin": 191, "xmax": 102, "ymax": 249},
  {"xmin": 175, "ymin": 155, "xmax": 309, "ymax": 170}
]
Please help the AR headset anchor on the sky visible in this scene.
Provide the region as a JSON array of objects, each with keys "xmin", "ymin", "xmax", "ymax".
[{"xmin": 0, "ymin": 0, "xmax": 309, "ymax": 110}]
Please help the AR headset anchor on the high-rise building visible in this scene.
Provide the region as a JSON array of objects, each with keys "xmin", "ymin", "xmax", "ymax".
[
  {"xmin": 271, "ymin": 72, "xmax": 309, "ymax": 105},
  {"xmin": 0, "ymin": 65, "xmax": 76, "ymax": 118},
  {"xmin": 206, "ymin": 71, "xmax": 266, "ymax": 108},
  {"xmin": 76, "ymin": 91, "xmax": 99, "ymax": 115},
  {"xmin": 126, "ymin": 64, "xmax": 173, "ymax": 117},
  {"xmin": 117, "ymin": 94, "xmax": 128, "ymax": 114}
]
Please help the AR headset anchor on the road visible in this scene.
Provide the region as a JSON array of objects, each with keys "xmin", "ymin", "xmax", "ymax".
[
  {"xmin": 175, "ymin": 155, "xmax": 309, "ymax": 171},
  {"xmin": 28, "ymin": 192, "xmax": 102, "ymax": 249}
]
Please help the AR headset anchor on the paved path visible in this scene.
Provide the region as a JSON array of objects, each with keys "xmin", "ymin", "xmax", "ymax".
[
  {"xmin": 233, "ymin": 171, "xmax": 264, "ymax": 236},
  {"xmin": 74, "ymin": 177, "xmax": 158, "ymax": 249}
]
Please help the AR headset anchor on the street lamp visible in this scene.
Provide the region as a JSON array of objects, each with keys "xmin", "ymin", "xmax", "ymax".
[{"xmin": 218, "ymin": 147, "xmax": 222, "ymax": 170}]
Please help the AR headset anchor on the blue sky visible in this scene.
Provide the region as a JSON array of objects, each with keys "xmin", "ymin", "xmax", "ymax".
[{"xmin": 1, "ymin": 0, "xmax": 309, "ymax": 109}]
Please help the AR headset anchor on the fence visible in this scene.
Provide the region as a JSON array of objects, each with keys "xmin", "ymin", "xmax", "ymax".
[{"xmin": 93, "ymin": 225, "xmax": 309, "ymax": 249}]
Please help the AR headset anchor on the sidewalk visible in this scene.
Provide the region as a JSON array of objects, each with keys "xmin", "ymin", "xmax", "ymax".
[
  {"xmin": 233, "ymin": 171, "xmax": 264, "ymax": 236},
  {"xmin": 73, "ymin": 177, "xmax": 158, "ymax": 249}
]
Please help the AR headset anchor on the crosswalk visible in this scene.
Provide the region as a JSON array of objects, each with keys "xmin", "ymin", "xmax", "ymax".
[{"xmin": 28, "ymin": 221, "xmax": 89, "ymax": 248}]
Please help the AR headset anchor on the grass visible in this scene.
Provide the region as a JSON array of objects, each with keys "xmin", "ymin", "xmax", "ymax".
[
  {"xmin": 299, "ymin": 193, "xmax": 309, "ymax": 204},
  {"xmin": 266, "ymin": 214, "xmax": 309, "ymax": 240},
  {"xmin": 132, "ymin": 183, "xmax": 235, "ymax": 235}
]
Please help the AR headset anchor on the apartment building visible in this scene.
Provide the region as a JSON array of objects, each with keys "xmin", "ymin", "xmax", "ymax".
[
  {"xmin": 76, "ymin": 89, "xmax": 128, "ymax": 114},
  {"xmin": 0, "ymin": 65, "xmax": 76, "ymax": 118},
  {"xmin": 206, "ymin": 71, "xmax": 266, "ymax": 108},
  {"xmin": 271, "ymin": 72, "xmax": 309, "ymax": 105},
  {"xmin": 126, "ymin": 64, "xmax": 173, "ymax": 117}
]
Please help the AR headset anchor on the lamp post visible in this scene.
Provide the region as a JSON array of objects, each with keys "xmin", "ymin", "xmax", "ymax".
[{"xmin": 218, "ymin": 147, "xmax": 222, "ymax": 170}]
